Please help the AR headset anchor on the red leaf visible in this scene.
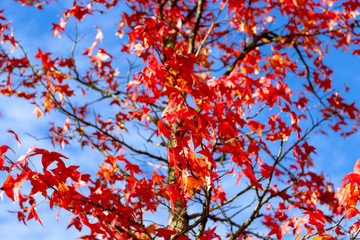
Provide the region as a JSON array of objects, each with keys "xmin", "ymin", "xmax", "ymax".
[
  {"xmin": 67, "ymin": 217, "xmax": 82, "ymax": 231},
  {"xmin": 2, "ymin": 173, "xmax": 16, "ymax": 200},
  {"xmin": 354, "ymin": 158, "xmax": 360, "ymax": 174},
  {"xmin": 168, "ymin": 183, "xmax": 182, "ymax": 210},
  {"xmin": 353, "ymin": 49, "xmax": 360, "ymax": 56},
  {"xmin": 260, "ymin": 163, "xmax": 274, "ymax": 178},
  {"xmin": 8, "ymin": 130, "xmax": 21, "ymax": 147},
  {"xmin": 345, "ymin": 207, "xmax": 360, "ymax": 219},
  {"xmin": 8, "ymin": 211, "xmax": 27, "ymax": 225},
  {"xmin": 17, "ymin": 211, "xmax": 27, "ymax": 225},
  {"xmin": 198, "ymin": 148, "xmax": 216, "ymax": 170},
  {"xmin": 30, "ymin": 148, "xmax": 68, "ymax": 170},
  {"xmin": 11, "ymin": 146, "xmax": 34, "ymax": 170},
  {"xmin": 276, "ymin": 220, "xmax": 291, "ymax": 240},
  {"xmin": 248, "ymin": 120, "xmax": 265, "ymax": 137},
  {"xmin": 197, "ymin": 226, "xmax": 221, "ymax": 240},
  {"xmin": 349, "ymin": 220, "xmax": 360, "ymax": 234},
  {"xmin": 341, "ymin": 172, "xmax": 360, "ymax": 187},
  {"xmin": 156, "ymin": 226, "xmax": 177, "ymax": 240},
  {"xmin": 0, "ymin": 145, "xmax": 13, "ymax": 156},
  {"xmin": 27, "ymin": 205, "xmax": 43, "ymax": 227},
  {"xmin": 158, "ymin": 120, "xmax": 170, "ymax": 139},
  {"xmin": 64, "ymin": 2, "xmax": 93, "ymax": 21},
  {"xmin": 242, "ymin": 165, "xmax": 263, "ymax": 190},
  {"xmin": 0, "ymin": 10, "xmax": 6, "ymax": 21},
  {"xmin": 2, "ymin": 173, "xmax": 15, "ymax": 189}
]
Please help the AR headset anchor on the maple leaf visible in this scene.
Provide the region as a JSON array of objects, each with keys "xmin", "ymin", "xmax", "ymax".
[
  {"xmin": 51, "ymin": 17, "xmax": 67, "ymax": 38},
  {"xmin": 198, "ymin": 148, "xmax": 216, "ymax": 170},
  {"xmin": 344, "ymin": 207, "xmax": 360, "ymax": 219},
  {"xmin": 211, "ymin": 186, "xmax": 227, "ymax": 204},
  {"xmin": 30, "ymin": 148, "xmax": 68, "ymax": 170},
  {"xmin": 156, "ymin": 226, "xmax": 177, "ymax": 240},
  {"xmin": 243, "ymin": 165, "xmax": 263, "ymax": 190},
  {"xmin": 0, "ymin": 10, "xmax": 6, "ymax": 21},
  {"xmin": 277, "ymin": 220, "xmax": 291, "ymax": 240},
  {"xmin": 158, "ymin": 120, "xmax": 170, "ymax": 139},
  {"xmin": 27, "ymin": 204, "xmax": 43, "ymax": 227},
  {"xmin": 349, "ymin": 220, "xmax": 360, "ymax": 235},
  {"xmin": 1, "ymin": 174, "xmax": 15, "ymax": 200},
  {"xmin": 197, "ymin": 227, "xmax": 221, "ymax": 240},
  {"xmin": 67, "ymin": 217, "xmax": 82, "ymax": 231},
  {"xmin": 63, "ymin": 2, "xmax": 93, "ymax": 21}
]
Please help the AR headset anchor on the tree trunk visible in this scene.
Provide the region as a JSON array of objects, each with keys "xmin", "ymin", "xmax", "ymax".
[
  {"xmin": 168, "ymin": 165, "xmax": 188, "ymax": 234},
  {"xmin": 159, "ymin": 0, "xmax": 188, "ymax": 234},
  {"xmin": 167, "ymin": 110, "xmax": 188, "ymax": 234}
]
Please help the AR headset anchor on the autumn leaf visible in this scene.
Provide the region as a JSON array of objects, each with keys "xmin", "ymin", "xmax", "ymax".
[
  {"xmin": 27, "ymin": 204, "xmax": 43, "ymax": 227},
  {"xmin": 310, "ymin": 236, "xmax": 337, "ymax": 240},
  {"xmin": 353, "ymin": 158, "xmax": 360, "ymax": 174},
  {"xmin": 243, "ymin": 165, "xmax": 263, "ymax": 190},
  {"xmin": 8, "ymin": 130, "xmax": 21, "ymax": 147}
]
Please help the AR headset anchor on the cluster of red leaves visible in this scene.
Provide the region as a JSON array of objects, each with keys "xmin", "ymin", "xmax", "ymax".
[
  {"xmin": 1, "ymin": 0, "xmax": 360, "ymax": 240},
  {"xmin": 335, "ymin": 159, "xmax": 360, "ymax": 233},
  {"xmin": 0, "ymin": 131, "xmax": 223, "ymax": 239},
  {"xmin": 0, "ymin": 131, "xmax": 165, "ymax": 239}
]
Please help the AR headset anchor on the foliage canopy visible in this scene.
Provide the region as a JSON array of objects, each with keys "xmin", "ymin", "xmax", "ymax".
[{"xmin": 1, "ymin": 0, "xmax": 360, "ymax": 239}]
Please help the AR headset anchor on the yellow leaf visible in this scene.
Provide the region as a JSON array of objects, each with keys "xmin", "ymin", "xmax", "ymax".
[
  {"xmin": 58, "ymin": 182, "xmax": 69, "ymax": 193},
  {"xmin": 311, "ymin": 235, "xmax": 337, "ymax": 240}
]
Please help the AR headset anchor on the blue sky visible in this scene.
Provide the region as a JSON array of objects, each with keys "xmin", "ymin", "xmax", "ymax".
[
  {"xmin": 0, "ymin": 2, "xmax": 114, "ymax": 239},
  {"xmin": 1, "ymin": 1, "xmax": 360, "ymax": 239}
]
